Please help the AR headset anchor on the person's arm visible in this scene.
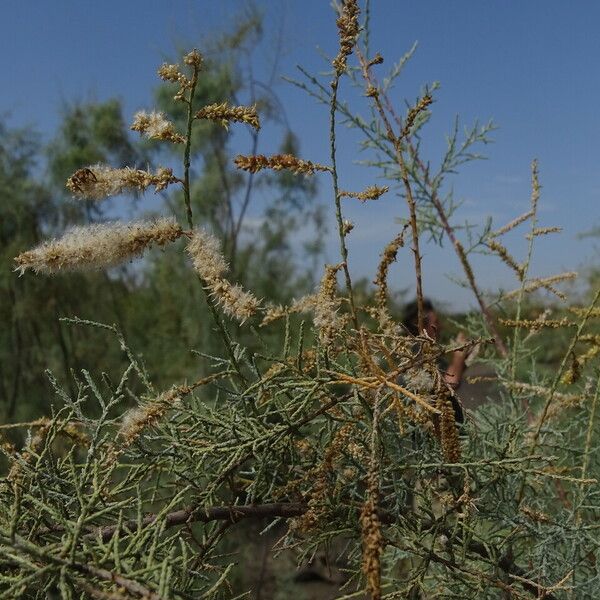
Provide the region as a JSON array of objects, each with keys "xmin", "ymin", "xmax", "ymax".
[
  {"xmin": 443, "ymin": 332, "xmax": 468, "ymax": 389},
  {"xmin": 444, "ymin": 350, "xmax": 467, "ymax": 389}
]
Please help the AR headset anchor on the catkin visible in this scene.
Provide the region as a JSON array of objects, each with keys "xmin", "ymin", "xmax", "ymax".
[
  {"xmin": 67, "ymin": 165, "xmax": 178, "ymax": 200},
  {"xmin": 15, "ymin": 218, "xmax": 183, "ymax": 275},
  {"xmin": 234, "ymin": 153, "xmax": 330, "ymax": 175}
]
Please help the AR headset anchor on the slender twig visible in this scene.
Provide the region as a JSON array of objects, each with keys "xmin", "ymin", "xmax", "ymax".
[
  {"xmin": 357, "ymin": 53, "xmax": 507, "ymax": 356},
  {"xmin": 46, "ymin": 501, "xmax": 555, "ymax": 600},
  {"xmin": 183, "ymin": 63, "xmax": 200, "ymax": 231},
  {"xmin": 330, "ymin": 75, "xmax": 359, "ymax": 329},
  {"xmin": 406, "ymin": 139, "xmax": 508, "ymax": 356},
  {"xmin": 509, "ymin": 161, "xmax": 540, "ymax": 390},
  {"xmin": 356, "ymin": 48, "xmax": 425, "ymax": 333}
]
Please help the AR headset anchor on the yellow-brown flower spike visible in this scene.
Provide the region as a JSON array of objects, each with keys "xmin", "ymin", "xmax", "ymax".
[
  {"xmin": 131, "ymin": 111, "xmax": 185, "ymax": 144},
  {"xmin": 374, "ymin": 231, "xmax": 405, "ymax": 312},
  {"xmin": 234, "ymin": 154, "xmax": 331, "ymax": 175},
  {"xmin": 314, "ymin": 263, "xmax": 344, "ymax": 345},
  {"xmin": 490, "ymin": 210, "xmax": 534, "ymax": 238},
  {"xmin": 487, "ymin": 239, "xmax": 525, "ymax": 280},
  {"xmin": 438, "ymin": 392, "xmax": 461, "ymax": 463},
  {"xmin": 157, "ymin": 62, "xmax": 192, "ymax": 101},
  {"xmin": 66, "ymin": 165, "xmax": 178, "ymax": 200},
  {"xmin": 500, "ymin": 317, "xmax": 573, "ymax": 330},
  {"xmin": 401, "ymin": 93, "xmax": 433, "ymax": 138},
  {"xmin": 340, "ymin": 185, "xmax": 389, "ymax": 202},
  {"xmin": 157, "ymin": 63, "xmax": 184, "ymax": 83},
  {"xmin": 503, "ymin": 271, "xmax": 577, "ymax": 300},
  {"xmin": 526, "ymin": 226, "xmax": 562, "ymax": 240},
  {"xmin": 360, "ymin": 498, "xmax": 383, "ymax": 600},
  {"xmin": 14, "ymin": 218, "xmax": 183, "ymax": 275},
  {"xmin": 195, "ymin": 102, "xmax": 260, "ymax": 130},
  {"xmin": 183, "ymin": 49, "xmax": 203, "ymax": 69},
  {"xmin": 333, "ymin": 0, "xmax": 360, "ymax": 75}
]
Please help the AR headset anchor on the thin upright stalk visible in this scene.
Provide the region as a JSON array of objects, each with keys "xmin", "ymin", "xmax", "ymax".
[
  {"xmin": 183, "ymin": 65, "xmax": 200, "ymax": 231},
  {"xmin": 509, "ymin": 161, "xmax": 540, "ymax": 385},
  {"xmin": 180, "ymin": 61, "xmax": 246, "ymax": 383},
  {"xmin": 330, "ymin": 76, "xmax": 359, "ymax": 330}
]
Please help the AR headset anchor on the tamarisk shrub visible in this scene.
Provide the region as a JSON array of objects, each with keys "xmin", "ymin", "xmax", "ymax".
[{"xmin": 3, "ymin": 3, "xmax": 600, "ymax": 599}]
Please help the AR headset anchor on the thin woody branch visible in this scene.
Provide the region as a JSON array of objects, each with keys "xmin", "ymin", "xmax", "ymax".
[{"xmin": 75, "ymin": 502, "xmax": 555, "ymax": 600}]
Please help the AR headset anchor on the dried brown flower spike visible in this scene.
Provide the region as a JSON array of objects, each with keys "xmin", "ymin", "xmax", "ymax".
[
  {"xmin": 66, "ymin": 165, "xmax": 178, "ymax": 200},
  {"xmin": 234, "ymin": 154, "xmax": 331, "ymax": 175},
  {"xmin": 333, "ymin": 0, "xmax": 360, "ymax": 74},
  {"xmin": 195, "ymin": 102, "xmax": 260, "ymax": 130},
  {"xmin": 340, "ymin": 185, "xmax": 389, "ymax": 202}
]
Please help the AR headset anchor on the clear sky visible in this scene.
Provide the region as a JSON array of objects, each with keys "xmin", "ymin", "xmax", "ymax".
[{"xmin": 3, "ymin": 1, "xmax": 599, "ymax": 309}]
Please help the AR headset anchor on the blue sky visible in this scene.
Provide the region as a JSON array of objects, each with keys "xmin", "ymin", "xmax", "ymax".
[{"xmin": 3, "ymin": 1, "xmax": 599, "ymax": 309}]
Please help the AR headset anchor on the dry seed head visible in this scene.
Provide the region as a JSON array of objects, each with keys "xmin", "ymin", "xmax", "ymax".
[
  {"xmin": 368, "ymin": 53, "xmax": 384, "ymax": 67},
  {"xmin": 530, "ymin": 159, "xmax": 541, "ymax": 211},
  {"xmin": 208, "ymin": 279, "xmax": 260, "ymax": 323},
  {"xmin": 404, "ymin": 365, "xmax": 436, "ymax": 394},
  {"xmin": 158, "ymin": 63, "xmax": 184, "ymax": 82},
  {"xmin": 340, "ymin": 185, "xmax": 389, "ymax": 202},
  {"xmin": 234, "ymin": 153, "xmax": 330, "ymax": 175},
  {"xmin": 401, "ymin": 93, "xmax": 433, "ymax": 138},
  {"xmin": 294, "ymin": 423, "xmax": 354, "ymax": 532},
  {"xmin": 438, "ymin": 392, "xmax": 461, "ymax": 463},
  {"xmin": 186, "ymin": 230, "xmax": 259, "ymax": 322},
  {"xmin": 500, "ymin": 317, "xmax": 573, "ymax": 330},
  {"xmin": 569, "ymin": 307, "xmax": 600, "ymax": 318},
  {"xmin": 186, "ymin": 230, "xmax": 260, "ymax": 323},
  {"xmin": 131, "ymin": 110, "xmax": 185, "ymax": 144},
  {"xmin": 520, "ymin": 505, "xmax": 551, "ymax": 524},
  {"xmin": 506, "ymin": 381, "xmax": 583, "ymax": 418},
  {"xmin": 290, "ymin": 294, "xmax": 318, "ymax": 313},
  {"xmin": 487, "ymin": 239, "xmax": 525, "ymax": 280},
  {"xmin": 526, "ymin": 226, "xmax": 562, "ymax": 240},
  {"xmin": 454, "ymin": 240, "xmax": 476, "ymax": 286},
  {"xmin": 374, "ymin": 231, "xmax": 405, "ymax": 311},
  {"xmin": 7, "ymin": 420, "xmax": 52, "ymax": 485},
  {"xmin": 314, "ymin": 263, "xmax": 344, "ymax": 344},
  {"xmin": 66, "ymin": 165, "xmax": 178, "ymax": 200},
  {"xmin": 333, "ymin": 0, "xmax": 360, "ymax": 75},
  {"xmin": 119, "ymin": 388, "xmax": 183, "ymax": 447},
  {"xmin": 186, "ymin": 229, "xmax": 229, "ymax": 281},
  {"xmin": 157, "ymin": 62, "xmax": 192, "ymax": 101},
  {"xmin": 360, "ymin": 498, "xmax": 383, "ymax": 600},
  {"xmin": 365, "ymin": 84, "xmax": 378, "ymax": 98},
  {"xmin": 503, "ymin": 271, "xmax": 577, "ymax": 300},
  {"xmin": 561, "ymin": 345, "xmax": 600, "ymax": 385},
  {"xmin": 342, "ymin": 219, "xmax": 354, "ymax": 235},
  {"xmin": 260, "ymin": 303, "xmax": 288, "ymax": 327},
  {"xmin": 490, "ymin": 209, "xmax": 534, "ymax": 238},
  {"xmin": 15, "ymin": 218, "xmax": 183, "ymax": 275},
  {"xmin": 183, "ymin": 49, "xmax": 203, "ymax": 68},
  {"xmin": 195, "ymin": 102, "xmax": 260, "ymax": 130}
]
